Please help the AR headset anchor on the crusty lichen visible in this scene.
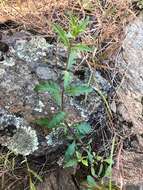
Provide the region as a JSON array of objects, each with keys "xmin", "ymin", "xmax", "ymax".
[
  {"xmin": 14, "ymin": 36, "xmax": 51, "ymax": 62},
  {"xmin": 4, "ymin": 126, "xmax": 39, "ymax": 156},
  {"xmin": 0, "ymin": 109, "xmax": 39, "ymax": 156}
]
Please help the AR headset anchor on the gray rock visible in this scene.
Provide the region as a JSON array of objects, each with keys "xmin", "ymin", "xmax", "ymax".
[
  {"xmin": 114, "ymin": 14, "xmax": 143, "ymax": 186},
  {"xmin": 0, "ymin": 109, "xmax": 39, "ymax": 156},
  {"xmin": 0, "ymin": 31, "xmax": 112, "ymax": 157},
  {"xmin": 13, "ymin": 36, "xmax": 51, "ymax": 63},
  {"xmin": 36, "ymin": 66, "xmax": 57, "ymax": 80},
  {"xmin": 116, "ymin": 14, "xmax": 143, "ymax": 131},
  {"xmin": 0, "ymin": 108, "xmax": 65, "ymax": 157}
]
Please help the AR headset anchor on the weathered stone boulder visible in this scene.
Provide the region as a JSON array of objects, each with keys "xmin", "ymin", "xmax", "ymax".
[
  {"xmin": 113, "ymin": 15, "xmax": 143, "ymax": 186},
  {"xmin": 0, "ymin": 31, "xmax": 112, "ymax": 158},
  {"xmin": 116, "ymin": 15, "xmax": 143, "ymax": 131}
]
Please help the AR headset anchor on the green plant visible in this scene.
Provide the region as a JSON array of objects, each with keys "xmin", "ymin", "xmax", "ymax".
[
  {"xmin": 34, "ymin": 16, "xmax": 115, "ymax": 189},
  {"xmin": 135, "ymin": 0, "xmax": 143, "ymax": 9},
  {"xmin": 34, "ymin": 16, "xmax": 93, "ymax": 136},
  {"xmin": 35, "ymin": 14, "xmax": 94, "ymax": 168}
]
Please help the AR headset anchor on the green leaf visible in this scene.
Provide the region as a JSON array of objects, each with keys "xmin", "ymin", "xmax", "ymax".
[
  {"xmin": 78, "ymin": 16, "xmax": 89, "ymax": 32},
  {"xmin": 67, "ymin": 50, "xmax": 77, "ymax": 70},
  {"xmin": 82, "ymin": 159, "xmax": 88, "ymax": 166},
  {"xmin": 72, "ymin": 44, "xmax": 92, "ymax": 52},
  {"xmin": 65, "ymin": 85, "xmax": 93, "ymax": 96},
  {"xmin": 35, "ymin": 81, "xmax": 61, "ymax": 106},
  {"xmin": 53, "ymin": 24, "xmax": 69, "ymax": 46},
  {"xmin": 91, "ymin": 166, "xmax": 96, "ymax": 177},
  {"xmin": 63, "ymin": 71, "xmax": 73, "ymax": 88},
  {"xmin": 87, "ymin": 175, "xmax": 96, "ymax": 187},
  {"xmin": 64, "ymin": 159, "xmax": 78, "ymax": 168},
  {"xmin": 48, "ymin": 111, "xmax": 66, "ymax": 129},
  {"xmin": 76, "ymin": 151, "xmax": 82, "ymax": 161},
  {"xmin": 76, "ymin": 122, "xmax": 92, "ymax": 137},
  {"xmin": 69, "ymin": 16, "xmax": 89, "ymax": 37},
  {"xmin": 104, "ymin": 165, "xmax": 112, "ymax": 177},
  {"xmin": 104, "ymin": 158, "xmax": 114, "ymax": 165},
  {"xmin": 87, "ymin": 151, "xmax": 94, "ymax": 164},
  {"xmin": 98, "ymin": 163, "xmax": 103, "ymax": 177},
  {"xmin": 65, "ymin": 141, "xmax": 76, "ymax": 160},
  {"xmin": 69, "ymin": 16, "xmax": 79, "ymax": 37},
  {"xmin": 35, "ymin": 118, "xmax": 49, "ymax": 127},
  {"xmin": 96, "ymin": 156, "xmax": 102, "ymax": 161}
]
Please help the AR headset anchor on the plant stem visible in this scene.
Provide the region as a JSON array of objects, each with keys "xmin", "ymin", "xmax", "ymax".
[
  {"xmin": 61, "ymin": 41, "xmax": 72, "ymax": 111},
  {"xmin": 109, "ymin": 136, "xmax": 116, "ymax": 190},
  {"xmin": 61, "ymin": 88, "xmax": 64, "ymax": 111}
]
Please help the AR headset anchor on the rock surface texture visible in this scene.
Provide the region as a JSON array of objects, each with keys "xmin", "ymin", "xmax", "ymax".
[
  {"xmin": 0, "ymin": 31, "xmax": 112, "ymax": 158},
  {"xmin": 116, "ymin": 15, "xmax": 143, "ymax": 130},
  {"xmin": 115, "ymin": 15, "xmax": 143, "ymax": 185}
]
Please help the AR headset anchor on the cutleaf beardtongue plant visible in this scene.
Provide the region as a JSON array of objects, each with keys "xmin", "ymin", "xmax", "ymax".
[
  {"xmin": 35, "ymin": 16, "xmax": 115, "ymax": 188},
  {"xmin": 34, "ymin": 16, "xmax": 93, "ymax": 160},
  {"xmin": 34, "ymin": 16, "xmax": 118, "ymax": 189}
]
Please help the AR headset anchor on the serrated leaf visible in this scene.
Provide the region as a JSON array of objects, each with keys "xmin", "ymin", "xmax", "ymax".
[
  {"xmin": 65, "ymin": 141, "xmax": 76, "ymax": 160},
  {"xmin": 78, "ymin": 16, "xmax": 89, "ymax": 32},
  {"xmin": 67, "ymin": 50, "xmax": 77, "ymax": 70},
  {"xmin": 76, "ymin": 122, "xmax": 92, "ymax": 137},
  {"xmin": 35, "ymin": 81, "xmax": 61, "ymax": 106},
  {"xmin": 48, "ymin": 111, "xmax": 66, "ymax": 129},
  {"xmin": 72, "ymin": 44, "xmax": 92, "ymax": 52},
  {"xmin": 65, "ymin": 85, "xmax": 93, "ymax": 96},
  {"xmin": 63, "ymin": 71, "xmax": 73, "ymax": 88},
  {"xmin": 64, "ymin": 159, "xmax": 78, "ymax": 168},
  {"xmin": 69, "ymin": 16, "xmax": 79, "ymax": 37},
  {"xmin": 87, "ymin": 175, "xmax": 96, "ymax": 187},
  {"xmin": 35, "ymin": 118, "xmax": 49, "ymax": 127},
  {"xmin": 69, "ymin": 16, "xmax": 89, "ymax": 37},
  {"xmin": 53, "ymin": 24, "xmax": 69, "ymax": 46}
]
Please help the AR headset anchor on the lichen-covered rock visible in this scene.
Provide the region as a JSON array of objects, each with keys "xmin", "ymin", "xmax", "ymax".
[
  {"xmin": 0, "ymin": 109, "xmax": 39, "ymax": 156},
  {"xmin": 0, "ymin": 31, "xmax": 112, "ymax": 157},
  {"xmin": 0, "ymin": 108, "xmax": 66, "ymax": 157}
]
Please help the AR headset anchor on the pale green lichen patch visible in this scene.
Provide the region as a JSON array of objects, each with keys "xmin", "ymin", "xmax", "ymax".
[
  {"xmin": 0, "ymin": 110, "xmax": 39, "ymax": 156},
  {"xmin": 2, "ymin": 56, "xmax": 15, "ymax": 66},
  {"xmin": 4, "ymin": 126, "xmax": 39, "ymax": 156},
  {"xmin": 0, "ymin": 68, "xmax": 5, "ymax": 76},
  {"xmin": 14, "ymin": 36, "xmax": 52, "ymax": 62},
  {"xmin": 46, "ymin": 128, "xmax": 64, "ymax": 147}
]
